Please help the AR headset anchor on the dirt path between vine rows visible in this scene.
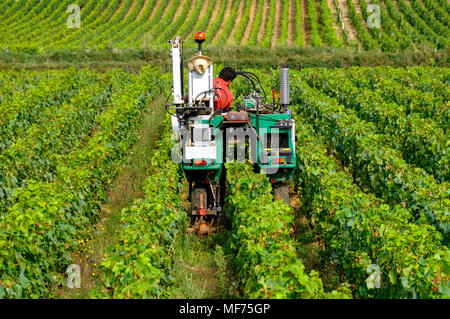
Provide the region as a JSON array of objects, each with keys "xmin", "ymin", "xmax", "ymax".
[
  {"xmin": 186, "ymin": 0, "xmax": 211, "ymax": 40},
  {"xmin": 180, "ymin": 0, "xmax": 201, "ymax": 29},
  {"xmin": 336, "ymin": 0, "xmax": 358, "ymax": 42},
  {"xmin": 302, "ymin": 0, "xmax": 311, "ymax": 47},
  {"xmin": 197, "ymin": 0, "xmax": 212, "ymax": 25},
  {"xmin": 327, "ymin": 0, "xmax": 344, "ymax": 42},
  {"xmin": 212, "ymin": 0, "xmax": 233, "ymax": 42},
  {"xmin": 137, "ymin": 0, "xmax": 151, "ymax": 20},
  {"xmin": 241, "ymin": 0, "xmax": 258, "ymax": 44},
  {"xmin": 354, "ymin": 0, "xmax": 371, "ymax": 33},
  {"xmin": 315, "ymin": 0, "xmax": 323, "ymax": 42},
  {"xmin": 257, "ymin": 0, "xmax": 270, "ymax": 43},
  {"xmin": 206, "ymin": 0, "xmax": 223, "ymax": 32},
  {"xmin": 288, "ymin": 0, "xmax": 296, "ymax": 45},
  {"xmin": 112, "ymin": 1, "xmax": 125, "ymax": 18},
  {"xmin": 173, "ymin": 0, "xmax": 186, "ymax": 19},
  {"xmin": 161, "ymin": 0, "xmax": 175, "ymax": 20},
  {"xmin": 227, "ymin": 0, "xmax": 246, "ymax": 44},
  {"xmin": 166, "ymin": 226, "xmax": 240, "ymax": 298},
  {"xmin": 124, "ymin": 0, "xmax": 137, "ymax": 19},
  {"xmin": 271, "ymin": 0, "xmax": 283, "ymax": 48}
]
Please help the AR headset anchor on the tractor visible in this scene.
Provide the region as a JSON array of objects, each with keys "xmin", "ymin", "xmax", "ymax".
[{"xmin": 167, "ymin": 33, "xmax": 296, "ymax": 234}]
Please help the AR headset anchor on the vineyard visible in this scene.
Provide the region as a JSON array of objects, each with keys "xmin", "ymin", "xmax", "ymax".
[
  {"xmin": 0, "ymin": 0, "xmax": 448, "ymax": 302},
  {"xmin": 0, "ymin": 65, "xmax": 448, "ymax": 299},
  {"xmin": 0, "ymin": 0, "xmax": 449, "ymax": 53}
]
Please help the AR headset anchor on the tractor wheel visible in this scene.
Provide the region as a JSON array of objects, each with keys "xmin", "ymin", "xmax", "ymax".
[
  {"xmin": 191, "ymin": 186, "xmax": 208, "ymax": 214},
  {"xmin": 273, "ymin": 183, "xmax": 289, "ymax": 205}
]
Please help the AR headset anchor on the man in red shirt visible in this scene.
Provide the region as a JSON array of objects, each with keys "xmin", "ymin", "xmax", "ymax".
[{"xmin": 213, "ymin": 67, "xmax": 237, "ymax": 112}]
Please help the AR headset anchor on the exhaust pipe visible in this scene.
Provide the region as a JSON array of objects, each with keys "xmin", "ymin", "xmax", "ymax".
[{"xmin": 280, "ymin": 68, "xmax": 290, "ymax": 112}]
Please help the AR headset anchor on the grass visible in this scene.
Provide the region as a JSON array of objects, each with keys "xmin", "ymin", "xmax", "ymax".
[
  {"xmin": 55, "ymin": 96, "xmax": 167, "ymax": 298},
  {"xmin": 0, "ymin": 46, "xmax": 448, "ymax": 72},
  {"xmin": 166, "ymin": 232, "xmax": 241, "ymax": 299},
  {"xmin": 166, "ymin": 177, "xmax": 240, "ymax": 299},
  {"xmin": 168, "ymin": 235, "xmax": 222, "ymax": 299}
]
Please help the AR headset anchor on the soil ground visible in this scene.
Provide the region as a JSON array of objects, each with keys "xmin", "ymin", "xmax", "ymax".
[{"xmin": 302, "ymin": 0, "xmax": 312, "ymax": 46}]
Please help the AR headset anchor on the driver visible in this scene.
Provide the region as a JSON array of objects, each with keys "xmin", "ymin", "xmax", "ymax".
[{"xmin": 213, "ymin": 67, "xmax": 237, "ymax": 112}]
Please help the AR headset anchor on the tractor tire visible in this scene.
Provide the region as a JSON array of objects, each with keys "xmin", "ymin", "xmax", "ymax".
[
  {"xmin": 273, "ymin": 183, "xmax": 289, "ymax": 205},
  {"xmin": 191, "ymin": 186, "xmax": 208, "ymax": 213}
]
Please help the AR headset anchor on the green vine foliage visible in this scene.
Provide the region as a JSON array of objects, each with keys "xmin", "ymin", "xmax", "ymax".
[
  {"xmin": 92, "ymin": 118, "xmax": 185, "ymax": 298},
  {"xmin": 0, "ymin": 0, "xmax": 448, "ymax": 51},
  {"xmin": 292, "ymin": 116, "xmax": 449, "ymax": 298},
  {"xmin": 0, "ymin": 65, "xmax": 448, "ymax": 299},
  {"xmin": 0, "ymin": 66, "xmax": 169, "ymax": 298},
  {"xmin": 226, "ymin": 163, "xmax": 351, "ymax": 298}
]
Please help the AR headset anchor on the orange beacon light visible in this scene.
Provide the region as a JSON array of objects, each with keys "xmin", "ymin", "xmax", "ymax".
[
  {"xmin": 194, "ymin": 32, "xmax": 206, "ymax": 54},
  {"xmin": 194, "ymin": 32, "xmax": 206, "ymax": 43}
]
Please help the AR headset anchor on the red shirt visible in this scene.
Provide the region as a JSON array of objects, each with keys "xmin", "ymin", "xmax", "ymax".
[{"xmin": 213, "ymin": 77, "xmax": 233, "ymax": 111}]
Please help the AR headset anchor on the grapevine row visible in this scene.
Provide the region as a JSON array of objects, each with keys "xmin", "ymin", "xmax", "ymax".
[
  {"xmin": 226, "ymin": 163, "xmax": 351, "ymax": 298},
  {"xmin": 319, "ymin": 0, "xmax": 341, "ymax": 47},
  {"xmin": 293, "ymin": 115, "xmax": 449, "ymax": 298},
  {"xmin": 341, "ymin": 67, "xmax": 449, "ymax": 129},
  {"xmin": 0, "ymin": 70, "xmax": 118, "ymax": 213},
  {"xmin": 0, "ymin": 0, "xmax": 448, "ymax": 51},
  {"xmin": 93, "ymin": 117, "xmax": 184, "ymax": 298},
  {"xmin": 290, "ymin": 75, "xmax": 449, "ymax": 242},
  {"xmin": 0, "ymin": 69, "xmax": 84, "ymax": 152},
  {"xmin": 301, "ymin": 68, "xmax": 449, "ymax": 182},
  {"xmin": 0, "ymin": 66, "xmax": 169, "ymax": 298}
]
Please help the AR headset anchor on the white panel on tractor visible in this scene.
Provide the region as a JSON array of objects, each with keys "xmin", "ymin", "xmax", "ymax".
[
  {"xmin": 188, "ymin": 64, "xmax": 214, "ymax": 105},
  {"xmin": 190, "ymin": 123, "xmax": 211, "ymax": 146},
  {"xmin": 185, "ymin": 145, "xmax": 217, "ymax": 160}
]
